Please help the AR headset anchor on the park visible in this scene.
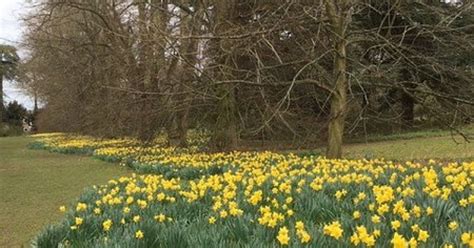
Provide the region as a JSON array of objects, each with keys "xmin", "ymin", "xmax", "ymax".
[{"xmin": 0, "ymin": 0, "xmax": 473, "ymax": 247}]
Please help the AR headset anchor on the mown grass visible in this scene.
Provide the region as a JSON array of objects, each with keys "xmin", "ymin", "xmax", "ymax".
[
  {"xmin": 344, "ymin": 135, "xmax": 474, "ymax": 161},
  {"xmin": 354, "ymin": 124, "xmax": 474, "ymax": 143},
  {"xmin": 0, "ymin": 136, "xmax": 131, "ymax": 247},
  {"xmin": 287, "ymin": 128, "xmax": 474, "ymax": 161}
]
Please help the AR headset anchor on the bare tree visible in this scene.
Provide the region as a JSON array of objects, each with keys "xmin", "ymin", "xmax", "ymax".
[{"xmin": 20, "ymin": 0, "xmax": 473, "ymax": 156}]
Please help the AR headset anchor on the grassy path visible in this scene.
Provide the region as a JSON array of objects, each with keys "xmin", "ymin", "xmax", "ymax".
[{"xmin": 0, "ymin": 136, "xmax": 131, "ymax": 247}]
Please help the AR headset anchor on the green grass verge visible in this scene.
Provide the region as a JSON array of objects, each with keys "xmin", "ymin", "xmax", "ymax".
[
  {"xmin": 347, "ymin": 125, "xmax": 474, "ymax": 144},
  {"xmin": 295, "ymin": 129, "xmax": 474, "ymax": 161},
  {"xmin": 343, "ymin": 135, "xmax": 473, "ymax": 161},
  {"xmin": 0, "ymin": 136, "xmax": 131, "ymax": 247}
]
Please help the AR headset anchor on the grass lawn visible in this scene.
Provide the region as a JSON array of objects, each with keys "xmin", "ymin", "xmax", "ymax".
[
  {"xmin": 0, "ymin": 136, "xmax": 131, "ymax": 247},
  {"xmin": 344, "ymin": 135, "xmax": 474, "ymax": 160},
  {"xmin": 341, "ymin": 125, "xmax": 474, "ymax": 160}
]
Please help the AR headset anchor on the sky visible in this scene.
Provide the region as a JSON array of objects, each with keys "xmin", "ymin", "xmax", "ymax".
[{"xmin": 0, "ymin": 0, "xmax": 34, "ymax": 109}]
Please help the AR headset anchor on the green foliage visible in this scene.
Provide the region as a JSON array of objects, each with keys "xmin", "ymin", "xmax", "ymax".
[
  {"xmin": 0, "ymin": 123, "xmax": 23, "ymax": 137},
  {"xmin": 0, "ymin": 44, "xmax": 19, "ymax": 80},
  {"xmin": 4, "ymin": 101, "xmax": 28, "ymax": 125}
]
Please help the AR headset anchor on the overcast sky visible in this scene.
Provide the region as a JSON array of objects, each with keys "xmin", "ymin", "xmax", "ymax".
[{"xmin": 1, "ymin": 0, "xmax": 33, "ymax": 109}]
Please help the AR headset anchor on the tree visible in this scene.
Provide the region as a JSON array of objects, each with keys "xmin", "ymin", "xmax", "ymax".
[
  {"xmin": 0, "ymin": 45, "xmax": 19, "ymax": 123},
  {"xmin": 208, "ymin": 0, "xmax": 240, "ymax": 150},
  {"xmin": 320, "ymin": 0, "xmax": 473, "ymax": 157},
  {"xmin": 21, "ymin": 0, "xmax": 473, "ymax": 156},
  {"xmin": 4, "ymin": 101, "xmax": 27, "ymax": 126},
  {"xmin": 322, "ymin": 0, "xmax": 354, "ymax": 158}
]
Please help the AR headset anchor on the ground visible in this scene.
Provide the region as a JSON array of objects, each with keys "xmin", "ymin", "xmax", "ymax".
[
  {"xmin": 0, "ymin": 136, "xmax": 131, "ymax": 247},
  {"xmin": 344, "ymin": 135, "xmax": 473, "ymax": 161},
  {"xmin": 0, "ymin": 132, "xmax": 472, "ymax": 246}
]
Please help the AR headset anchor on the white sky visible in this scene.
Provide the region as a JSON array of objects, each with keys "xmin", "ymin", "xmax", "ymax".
[{"xmin": 0, "ymin": 0, "xmax": 33, "ymax": 109}]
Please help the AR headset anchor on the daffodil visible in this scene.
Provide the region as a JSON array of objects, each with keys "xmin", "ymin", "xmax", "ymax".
[
  {"xmin": 323, "ymin": 221, "xmax": 343, "ymax": 240},
  {"xmin": 391, "ymin": 232, "xmax": 407, "ymax": 248},
  {"xmin": 75, "ymin": 217, "xmax": 83, "ymax": 226},
  {"xmin": 208, "ymin": 216, "xmax": 216, "ymax": 224},
  {"xmin": 391, "ymin": 220, "xmax": 401, "ymax": 230},
  {"xmin": 154, "ymin": 214, "xmax": 166, "ymax": 223},
  {"xmin": 133, "ymin": 215, "xmax": 140, "ymax": 223},
  {"xmin": 448, "ymin": 221, "xmax": 458, "ymax": 230},
  {"xmin": 353, "ymin": 211, "xmax": 361, "ymax": 219},
  {"xmin": 102, "ymin": 219, "xmax": 112, "ymax": 231},
  {"xmin": 418, "ymin": 230, "xmax": 429, "ymax": 242},
  {"xmin": 461, "ymin": 232, "xmax": 471, "ymax": 245},
  {"xmin": 76, "ymin": 203, "xmax": 87, "ymax": 212},
  {"xmin": 135, "ymin": 230, "xmax": 144, "ymax": 239},
  {"xmin": 277, "ymin": 226, "xmax": 290, "ymax": 245}
]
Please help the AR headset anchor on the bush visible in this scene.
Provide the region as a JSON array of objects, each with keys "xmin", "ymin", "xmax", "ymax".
[{"xmin": 0, "ymin": 123, "xmax": 24, "ymax": 137}]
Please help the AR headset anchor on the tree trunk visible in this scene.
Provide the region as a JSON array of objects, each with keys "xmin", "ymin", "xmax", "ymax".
[
  {"xmin": 401, "ymin": 91, "xmax": 415, "ymax": 129},
  {"xmin": 213, "ymin": 84, "xmax": 238, "ymax": 150},
  {"xmin": 177, "ymin": 107, "xmax": 189, "ymax": 147},
  {"xmin": 326, "ymin": 38, "xmax": 348, "ymax": 158},
  {"xmin": 0, "ymin": 72, "xmax": 3, "ymax": 123},
  {"xmin": 400, "ymin": 70, "xmax": 415, "ymax": 129},
  {"xmin": 210, "ymin": 0, "xmax": 239, "ymax": 150},
  {"xmin": 136, "ymin": 0, "xmax": 169, "ymax": 141},
  {"xmin": 324, "ymin": 0, "xmax": 351, "ymax": 159},
  {"xmin": 174, "ymin": 0, "xmax": 202, "ymax": 147}
]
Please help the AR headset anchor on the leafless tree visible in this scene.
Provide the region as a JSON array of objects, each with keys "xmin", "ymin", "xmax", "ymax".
[{"xmin": 20, "ymin": 0, "xmax": 473, "ymax": 157}]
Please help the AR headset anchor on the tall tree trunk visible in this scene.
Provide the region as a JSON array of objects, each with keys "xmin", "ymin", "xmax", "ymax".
[
  {"xmin": 136, "ymin": 0, "xmax": 152, "ymax": 140},
  {"xmin": 33, "ymin": 91, "xmax": 38, "ymax": 113},
  {"xmin": 401, "ymin": 91, "xmax": 415, "ymax": 129},
  {"xmin": 210, "ymin": 0, "xmax": 238, "ymax": 150},
  {"xmin": 326, "ymin": 39, "xmax": 348, "ymax": 158},
  {"xmin": 176, "ymin": 107, "xmax": 189, "ymax": 147},
  {"xmin": 213, "ymin": 84, "xmax": 238, "ymax": 150},
  {"xmin": 136, "ymin": 0, "xmax": 169, "ymax": 140},
  {"xmin": 324, "ymin": 0, "xmax": 351, "ymax": 159},
  {"xmin": 0, "ymin": 72, "xmax": 3, "ymax": 123},
  {"xmin": 400, "ymin": 70, "xmax": 415, "ymax": 129},
  {"xmin": 175, "ymin": 0, "xmax": 202, "ymax": 147}
]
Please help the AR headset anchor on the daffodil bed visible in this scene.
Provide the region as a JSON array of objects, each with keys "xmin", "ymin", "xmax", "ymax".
[
  {"xmin": 31, "ymin": 133, "xmax": 474, "ymax": 247},
  {"xmin": 29, "ymin": 132, "xmax": 220, "ymax": 178}
]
